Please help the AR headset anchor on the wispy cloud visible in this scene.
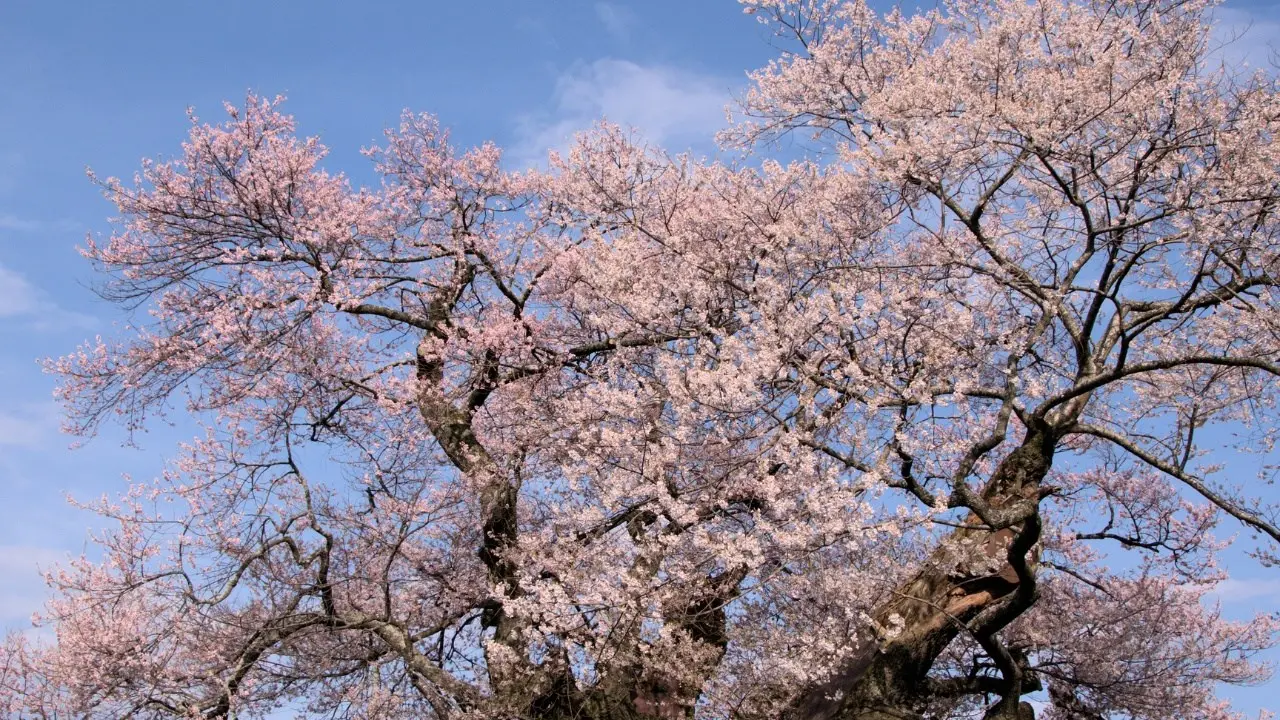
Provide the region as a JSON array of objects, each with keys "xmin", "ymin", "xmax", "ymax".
[
  {"xmin": 512, "ymin": 59, "xmax": 733, "ymax": 168},
  {"xmin": 1209, "ymin": 577, "xmax": 1280, "ymax": 604},
  {"xmin": 0, "ymin": 545, "xmax": 65, "ymax": 622},
  {"xmin": 513, "ymin": 14, "xmax": 561, "ymax": 51},
  {"xmin": 0, "ymin": 262, "xmax": 40, "ymax": 317},
  {"xmin": 0, "ymin": 261, "xmax": 97, "ymax": 331},
  {"xmin": 595, "ymin": 2, "xmax": 634, "ymax": 42},
  {"xmin": 0, "ymin": 402, "xmax": 60, "ymax": 449},
  {"xmin": 0, "ymin": 213, "xmax": 82, "ymax": 234}
]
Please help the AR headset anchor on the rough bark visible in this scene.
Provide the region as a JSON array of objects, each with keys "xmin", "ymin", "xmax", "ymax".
[{"xmin": 788, "ymin": 432, "xmax": 1055, "ymax": 720}]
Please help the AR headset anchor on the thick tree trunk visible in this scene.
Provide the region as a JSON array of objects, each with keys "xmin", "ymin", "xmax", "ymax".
[
  {"xmin": 580, "ymin": 568, "xmax": 743, "ymax": 720},
  {"xmin": 515, "ymin": 435, "xmax": 1053, "ymax": 720},
  {"xmin": 788, "ymin": 432, "xmax": 1054, "ymax": 720}
]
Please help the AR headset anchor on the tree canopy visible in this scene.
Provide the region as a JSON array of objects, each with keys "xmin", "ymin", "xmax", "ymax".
[{"xmin": 4, "ymin": 0, "xmax": 1280, "ymax": 718}]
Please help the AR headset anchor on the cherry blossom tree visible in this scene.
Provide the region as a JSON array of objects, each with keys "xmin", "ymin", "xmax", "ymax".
[{"xmin": 3, "ymin": 0, "xmax": 1280, "ymax": 718}]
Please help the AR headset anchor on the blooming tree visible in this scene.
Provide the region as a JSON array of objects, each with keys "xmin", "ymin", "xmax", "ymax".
[{"xmin": 3, "ymin": 0, "xmax": 1280, "ymax": 718}]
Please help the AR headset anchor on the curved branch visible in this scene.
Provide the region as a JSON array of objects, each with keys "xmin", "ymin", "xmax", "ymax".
[
  {"xmin": 1039, "ymin": 355, "xmax": 1280, "ymax": 417},
  {"xmin": 1067, "ymin": 422, "xmax": 1280, "ymax": 544}
]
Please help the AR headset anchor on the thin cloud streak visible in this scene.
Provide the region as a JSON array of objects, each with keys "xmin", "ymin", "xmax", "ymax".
[
  {"xmin": 0, "ymin": 402, "xmax": 61, "ymax": 449},
  {"xmin": 0, "ymin": 545, "xmax": 66, "ymax": 621},
  {"xmin": 0, "ymin": 261, "xmax": 98, "ymax": 331},
  {"xmin": 1211, "ymin": 577, "xmax": 1280, "ymax": 604},
  {"xmin": 0, "ymin": 213, "xmax": 82, "ymax": 234},
  {"xmin": 0, "ymin": 262, "xmax": 41, "ymax": 317}
]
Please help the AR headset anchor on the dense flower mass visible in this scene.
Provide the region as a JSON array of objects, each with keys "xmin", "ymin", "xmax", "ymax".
[{"xmin": 3, "ymin": 0, "xmax": 1280, "ymax": 718}]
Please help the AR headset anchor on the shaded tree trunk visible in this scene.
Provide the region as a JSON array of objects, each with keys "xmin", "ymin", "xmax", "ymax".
[
  {"xmin": 519, "ymin": 435, "xmax": 1054, "ymax": 720},
  {"xmin": 787, "ymin": 432, "xmax": 1054, "ymax": 720}
]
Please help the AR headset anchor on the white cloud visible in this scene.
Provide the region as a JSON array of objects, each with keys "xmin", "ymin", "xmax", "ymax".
[
  {"xmin": 0, "ymin": 402, "xmax": 60, "ymax": 449},
  {"xmin": 512, "ymin": 59, "xmax": 733, "ymax": 168},
  {"xmin": 595, "ymin": 2, "xmax": 634, "ymax": 42},
  {"xmin": 0, "ymin": 262, "xmax": 39, "ymax": 317},
  {"xmin": 1209, "ymin": 577, "xmax": 1280, "ymax": 604},
  {"xmin": 0, "ymin": 545, "xmax": 65, "ymax": 622},
  {"xmin": 0, "ymin": 214, "xmax": 81, "ymax": 234},
  {"xmin": 0, "ymin": 261, "xmax": 97, "ymax": 330},
  {"xmin": 1210, "ymin": 5, "xmax": 1280, "ymax": 72}
]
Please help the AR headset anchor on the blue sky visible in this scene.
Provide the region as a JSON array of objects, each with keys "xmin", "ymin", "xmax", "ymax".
[{"xmin": 1, "ymin": 0, "xmax": 1278, "ymax": 715}]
